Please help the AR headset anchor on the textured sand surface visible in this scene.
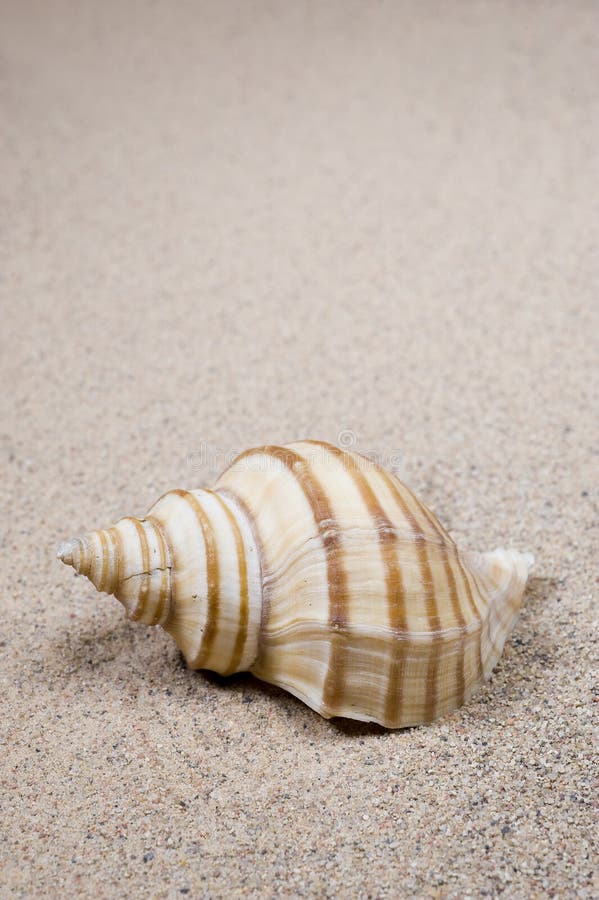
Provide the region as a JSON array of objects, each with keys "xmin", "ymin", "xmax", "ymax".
[{"xmin": 1, "ymin": 2, "xmax": 597, "ymax": 897}]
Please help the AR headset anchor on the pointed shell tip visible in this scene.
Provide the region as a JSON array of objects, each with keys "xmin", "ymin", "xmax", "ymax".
[{"xmin": 56, "ymin": 539, "xmax": 77, "ymax": 567}]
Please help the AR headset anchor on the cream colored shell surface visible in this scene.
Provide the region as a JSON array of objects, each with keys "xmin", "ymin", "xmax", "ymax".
[
  {"xmin": 56, "ymin": 440, "xmax": 533, "ymax": 728},
  {"xmin": 215, "ymin": 441, "xmax": 529, "ymax": 728}
]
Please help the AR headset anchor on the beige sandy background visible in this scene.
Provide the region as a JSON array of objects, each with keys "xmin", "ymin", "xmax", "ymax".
[{"xmin": 1, "ymin": 1, "xmax": 597, "ymax": 897}]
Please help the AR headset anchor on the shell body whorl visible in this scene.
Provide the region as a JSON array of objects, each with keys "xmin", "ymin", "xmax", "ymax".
[{"xmin": 57, "ymin": 440, "xmax": 533, "ymax": 728}]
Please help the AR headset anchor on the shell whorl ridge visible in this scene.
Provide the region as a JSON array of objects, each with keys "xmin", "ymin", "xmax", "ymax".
[{"xmin": 57, "ymin": 440, "xmax": 533, "ymax": 728}]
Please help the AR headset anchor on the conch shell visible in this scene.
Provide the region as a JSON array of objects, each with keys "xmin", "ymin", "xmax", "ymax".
[{"xmin": 57, "ymin": 441, "xmax": 533, "ymax": 727}]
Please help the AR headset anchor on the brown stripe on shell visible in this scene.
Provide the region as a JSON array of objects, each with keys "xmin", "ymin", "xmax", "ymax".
[
  {"xmin": 97, "ymin": 529, "xmax": 110, "ymax": 594},
  {"xmin": 126, "ymin": 517, "xmax": 151, "ymax": 622},
  {"xmin": 353, "ymin": 453, "xmax": 452, "ymax": 547},
  {"xmin": 106, "ymin": 526, "xmax": 122, "ymax": 595},
  {"xmin": 231, "ymin": 445, "xmax": 350, "ymax": 715},
  {"xmin": 387, "ymin": 488, "xmax": 482, "ymax": 697},
  {"xmin": 207, "ymin": 489, "xmax": 250, "ymax": 675},
  {"xmin": 374, "ymin": 466, "xmax": 445, "ymax": 722},
  {"xmin": 401, "ymin": 483, "xmax": 484, "ymax": 683},
  {"xmin": 382, "ymin": 472, "xmax": 465, "ymax": 629},
  {"xmin": 216, "ymin": 487, "xmax": 266, "ymax": 644},
  {"xmin": 145, "ymin": 514, "xmax": 172, "ymax": 626},
  {"xmin": 388, "ymin": 471, "xmax": 487, "ymax": 703},
  {"xmin": 303, "ymin": 441, "xmax": 409, "ymax": 724},
  {"xmin": 171, "ymin": 489, "xmax": 220, "ymax": 667},
  {"xmin": 77, "ymin": 537, "xmax": 92, "ymax": 578},
  {"xmin": 416, "ymin": 497, "xmax": 473, "ymax": 624}
]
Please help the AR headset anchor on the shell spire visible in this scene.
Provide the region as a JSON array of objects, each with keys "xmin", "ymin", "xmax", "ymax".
[
  {"xmin": 57, "ymin": 517, "xmax": 173, "ymax": 627},
  {"xmin": 56, "ymin": 441, "xmax": 535, "ymax": 727},
  {"xmin": 58, "ymin": 489, "xmax": 264, "ymax": 676}
]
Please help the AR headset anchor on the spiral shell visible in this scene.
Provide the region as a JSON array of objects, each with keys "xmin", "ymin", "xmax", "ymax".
[{"xmin": 57, "ymin": 441, "xmax": 533, "ymax": 727}]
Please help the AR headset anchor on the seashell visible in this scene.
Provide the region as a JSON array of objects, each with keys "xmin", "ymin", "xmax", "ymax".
[{"xmin": 57, "ymin": 441, "xmax": 533, "ymax": 728}]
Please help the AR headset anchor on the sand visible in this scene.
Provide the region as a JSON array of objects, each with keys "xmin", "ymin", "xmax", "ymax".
[{"xmin": 1, "ymin": 1, "xmax": 597, "ymax": 897}]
